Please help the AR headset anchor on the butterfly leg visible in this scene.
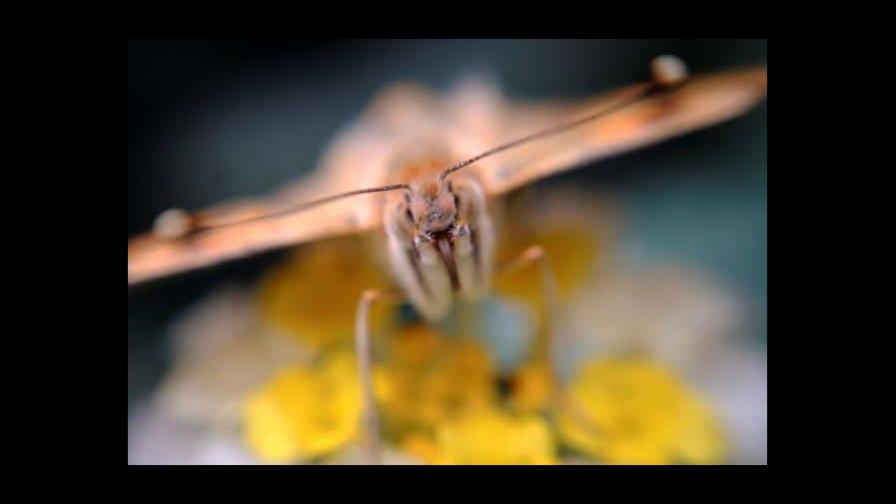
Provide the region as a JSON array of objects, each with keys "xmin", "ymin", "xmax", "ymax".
[
  {"xmin": 496, "ymin": 245, "xmax": 603, "ymax": 437},
  {"xmin": 496, "ymin": 245, "xmax": 561, "ymax": 385},
  {"xmin": 354, "ymin": 288, "xmax": 401, "ymax": 465}
]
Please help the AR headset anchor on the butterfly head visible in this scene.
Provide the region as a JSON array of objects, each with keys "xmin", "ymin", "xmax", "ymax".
[
  {"xmin": 405, "ymin": 178, "xmax": 458, "ymax": 237},
  {"xmin": 402, "ymin": 177, "xmax": 469, "ymax": 290}
]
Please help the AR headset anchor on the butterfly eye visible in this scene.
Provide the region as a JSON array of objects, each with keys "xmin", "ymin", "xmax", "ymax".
[{"xmin": 405, "ymin": 207, "xmax": 414, "ymax": 222}]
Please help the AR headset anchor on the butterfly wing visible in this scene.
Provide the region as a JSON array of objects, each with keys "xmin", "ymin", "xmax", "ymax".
[
  {"xmin": 128, "ymin": 179, "xmax": 368, "ymax": 286},
  {"xmin": 473, "ymin": 66, "xmax": 767, "ymax": 196},
  {"xmin": 128, "ymin": 132, "xmax": 406, "ymax": 287},
  {"xmin": 128, "ymin": 81, "xmax": 462, "ymax": 287},
  {"xmin": 129, "ymin": 66, "xmax": 767, "ymax": 286}
]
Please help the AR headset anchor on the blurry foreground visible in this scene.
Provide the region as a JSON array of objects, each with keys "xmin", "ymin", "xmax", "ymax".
[{"xmin": 128, "ymin": 188, "xmax": 766, "ymax": 465}]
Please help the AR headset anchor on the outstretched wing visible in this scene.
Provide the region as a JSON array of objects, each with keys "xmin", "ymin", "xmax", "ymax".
[
  {"xmin": 128, "ymin": 82, "xmax": 454, "ymax": 287},
  {"xmin": 128, "ymin": 135, "xmax": 403, "ymax": 287},
  {"xmin": 473, "ymin": 66, "xmax": 767, "ymax": 196},
  {"xmin": 128, "ymin": 65, "xmax": 767, "ymax": 286},
  {"xmin": 128, "ymin": 175, "xmax": 374, "ymax": 286}
]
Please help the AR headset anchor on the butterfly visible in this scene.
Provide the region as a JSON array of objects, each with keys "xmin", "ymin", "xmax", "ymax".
[{"xmin": 128, "ymin": 55, "xmax": 767, "ymax": 463}]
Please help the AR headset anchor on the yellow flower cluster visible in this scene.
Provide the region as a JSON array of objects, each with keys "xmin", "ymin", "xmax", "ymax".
[
  {"xmin": 242, "ymin": 324, "xmax": 725, "ymax": 465},
  {"xmin": 506, "ymin": 361, "xmax": 554, "ymax": 414},
  {"xmin": 557, "ymin": 359, "xmax": 727, "ymax": 464},
  {"xmin": 431, "ymin": 408, "xmax": 557, "ymax": 464},
  {"xmin": 243, "ymin": 351, "xmax": 361, "ymax": 463},
  {"xmin": 257, "ymin": 236, "xmax": 392, "ymax": 352},
  {"xmin": 240, "ymin": 210, "xmax": 728, "ymax": 465},
  {"xmin": 374, "ymin": 324, "xmax": 557, "ymax": 464},
  {"xmin": 374, "ymin": 324, "xmax": 496, "ymax": 435}
]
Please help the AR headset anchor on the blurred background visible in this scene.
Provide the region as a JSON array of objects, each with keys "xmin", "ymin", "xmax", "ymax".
[{"xmin": 128, "ymin": 39, "xmax": 766, "ymax": 463}]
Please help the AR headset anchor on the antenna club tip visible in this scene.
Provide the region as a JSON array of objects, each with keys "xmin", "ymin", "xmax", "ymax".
[
  {"xmin": 650, "ymin": 55, "xmax": 689, "ymax": 87},
  {"xmin": 153, "ymin": 208, "xmax": 194, "ymax": 240}
]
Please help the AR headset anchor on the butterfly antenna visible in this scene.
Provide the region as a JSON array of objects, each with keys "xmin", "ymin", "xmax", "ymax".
[
  {"xmin": 153, "ymin": 183, "xmax": 411, "ymax": 240},
  {"xmin": 152, "ymin": 56, "xmax": 690, "ymax": 241},
  {"xmin": 439, "ymin": 55, "xmax": 689, "ymax": 181}
]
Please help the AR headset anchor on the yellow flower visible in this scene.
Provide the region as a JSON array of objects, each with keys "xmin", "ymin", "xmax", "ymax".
[
  {"xmin": 398, "ymin": 431, "xmax": 441, "ymax": 464},
  {"xmin": 374, "ymin": 324, "xmax": 496, "ymax": 435},
  {"xmin": 243, "ymin": 352, "xmax": 361, "ymax": 463},
  {"xmin": 557, "ymin": 358, "xmax": 727, "ymax": 464},
  {"xmin": 506, "ymin": 361, "xmax": 554, "ymax": 414},
  {"xmin": 388, "ymin": 323, "xmax": 441, "ymax": 365},
  {"xmin": 257, "ymin": 236, "xmax": 392, "ymax": 352},
  {"xmin": 433, "ymin": 408, "xmax": 557, "ymax": 464}
]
